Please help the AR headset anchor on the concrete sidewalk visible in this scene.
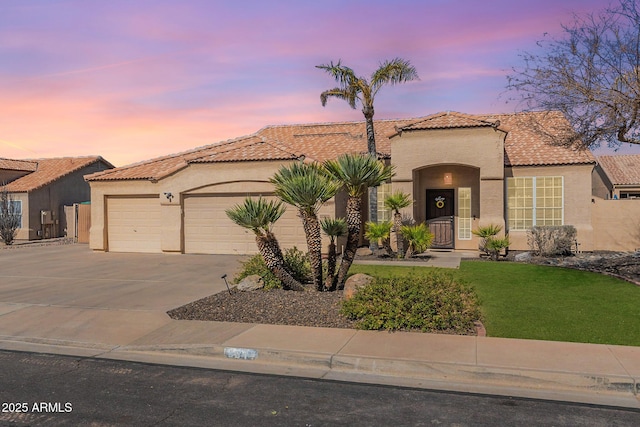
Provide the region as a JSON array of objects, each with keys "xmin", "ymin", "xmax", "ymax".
[{"xmin": 0, "ymin": 245, "xmax": 639, "ymax": 410}]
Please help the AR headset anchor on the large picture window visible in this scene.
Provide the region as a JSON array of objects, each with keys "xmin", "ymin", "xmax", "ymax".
[
  {"xmin": 0, "ymin": 199, "xmax": 22, "ymax": 228},
  {"xmin": 507, "ymin": 177, "xmax": 563, "ymax": 231}
]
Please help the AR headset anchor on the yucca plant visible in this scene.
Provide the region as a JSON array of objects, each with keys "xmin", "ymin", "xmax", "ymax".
[
  {"xmin": 225, "ymin": 197, "xmax": 304, "ymax": 291},
  {"xmin": 365, "ymin": 221, "xmax": 394, "ymax": 256},
  {"xmin": 384, "ymin": 191, "xmax": 412, "ymax": 257},
  {"xmin": 400, "ymin": 223, "xmax": 433, "ymax": 258},
  {"xmin": 320, "ymin": 217, "xmax": 347, "ymax": 291},
  {"xmin": 271, "ymin": 162, "xmax": 340, "ymax": 291},
  {"xmin": 324, "ymin": 153, "xmax": 395, "ymax": 289}
]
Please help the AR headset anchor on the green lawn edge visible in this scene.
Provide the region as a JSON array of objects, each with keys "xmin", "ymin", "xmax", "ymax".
[{"xmin": 349, "ymin": 261, "xmax": 640, "ymax": 346}]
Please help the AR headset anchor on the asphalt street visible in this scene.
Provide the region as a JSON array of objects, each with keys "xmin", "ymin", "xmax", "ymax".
[{"xmin": 1, "ymin": 350, "xmax": 639, "ymax": 426}]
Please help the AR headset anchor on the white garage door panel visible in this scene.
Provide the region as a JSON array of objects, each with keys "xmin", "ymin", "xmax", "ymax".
[
  {"xmin": 184, "ymin": 195, "xmax": 306, "ymax": 255},
  {"xmin": 107, "ymin": 197, "xmax": 161, "ymax": 253}
]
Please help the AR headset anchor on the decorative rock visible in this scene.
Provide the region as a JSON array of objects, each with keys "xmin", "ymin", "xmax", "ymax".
[
  {"xmin": 237, "ymin": 275, "xmax": 264, "ymax": 291},
  {"xmin": 514, "ymin": 252, "xmax": 532, "ymax": 262},
  {"xmin": 344, "ymin": 273, "xmax": 374, "ymax": 300},
  {"xmin": 355, "ymin": 247, "xmax": 373, "ymax": 257}
]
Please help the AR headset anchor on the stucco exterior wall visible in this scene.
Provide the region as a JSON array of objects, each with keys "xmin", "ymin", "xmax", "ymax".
[
  {"xmin": 89, "ymin": 160, "xmax": 339, "ymax": 253},
  {"xmin": 506, "ymin": 164, "xmax": 595, "ymax": 251},
  {"xmin": 592, "ymin": 198, "xmax": 640, "ymax": 251},
  {"xmin": 391, "ymin": 126, "xmax": 505, "ymax": 251}
]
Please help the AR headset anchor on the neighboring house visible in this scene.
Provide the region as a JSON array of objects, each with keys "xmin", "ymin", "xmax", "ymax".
[
  {"xmin": 1, "ymin": 156, "xmax": 114, "ymax": 240},
  {"xmin": 85, "ymin": 111, "xmax": 638, "ymax": 255},
  {"xmin": 593, "ymin": 154, "xmax": 640, "ymax": 199}
]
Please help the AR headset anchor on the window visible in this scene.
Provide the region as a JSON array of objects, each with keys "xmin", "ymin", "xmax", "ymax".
[
  {"xmin": 0, "ymin": 199, "xmax": 22, "ymax": 228},
  {"xmin": 376, "ymin": 183, "xmax": 393, "ymax": 222},
  {"xmin": 458, "ymin": 187, "xmax": 471, "ymax": 240},
  {"xmin": 507, "ymin": 177, "xmax": 563, "ymax": 230}
]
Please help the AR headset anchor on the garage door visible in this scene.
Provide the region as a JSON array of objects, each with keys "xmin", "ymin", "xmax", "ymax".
[
  {"xmin": 107, "ymin": 196, "xmax": 161, "ymax": 253},
  {"xmin": 184, "ymin": 195, "xmax": 305, "ymax": 255}
]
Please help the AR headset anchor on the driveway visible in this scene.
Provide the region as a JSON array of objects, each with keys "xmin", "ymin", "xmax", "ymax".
[
  {"xmin": 0, "ymin": 244, "xmax": 244, "ymax": 311},
  {"xmin": 0, "ymin": 244, "xmax": 244, "ymax": 347}
]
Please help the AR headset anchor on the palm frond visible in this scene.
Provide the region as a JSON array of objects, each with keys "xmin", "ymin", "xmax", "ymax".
[
  {"xmin": 225, "ymin": 197, "xmax": 285, "ymax": 234},
  {"xmin": 271, "ymin": 162, "xmax": 341, "ymax": 214},
  {"xmin": 371, "ymin": 58, "xmax": 419, "ymax": 96},
  {"xmin": 384, "ymin": 191, "xmax": 412, "ymax": 212},
  {"xmin": 320, "ymin": 217, "xmax": 347, "ymax": 238},
  {"xmin": 323, "ymin": 154, "xmax": 395, "ymax": 197}
]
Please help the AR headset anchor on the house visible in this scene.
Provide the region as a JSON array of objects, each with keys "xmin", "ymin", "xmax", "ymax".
[
  {"xmin": 85, "ymin": 111, "xmax": 639, "ymax": 254},
  {"xmin": 593, "ymin": 154, "xmax": 640, "ymax": 199},
  {"xmin": 1, "ymin": 156, "xmax": 114, "ymax": 240}
]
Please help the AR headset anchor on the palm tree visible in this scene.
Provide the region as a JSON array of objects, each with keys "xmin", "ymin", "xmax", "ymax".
[
  {"xmin": 384, "ymin": 191, "xmax": 412, "ymax": 257},
  {"xmin": 320, "ymin": 217, "xmax": 347, "ymax": 291},
  {"xmin": 271, "ymin": 162, "xmax": 340, "ymax": 291},
  {"xmin": 324, "ymin": 153, "xmax": 395, "ymax": 289},
  {"xmin": 400, "ymin": 223, "xmax": 433, "ymax": 259},
  {"xmin": 365, "ymin": 221, "xmax": 393, "ymax": 256},
  {"xmin": 225, "ymin": 197, "xmax": 305, "ymax": 291},
  {"xmin": 316, "ymin": 58, "xmax": 418, "ymax": 229}
]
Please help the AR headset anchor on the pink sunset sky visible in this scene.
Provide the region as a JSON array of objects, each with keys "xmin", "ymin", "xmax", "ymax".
[{"xmin": 2, "ymin": 0, "xmax": 639, "ymax": 167}]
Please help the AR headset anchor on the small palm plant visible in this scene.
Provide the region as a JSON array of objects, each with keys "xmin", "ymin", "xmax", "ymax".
[
  {"xmin": 365, "ymin": 221, "xmax": 394, "ymax": 256},
  {"xmin": 271, "ymin": 162, "xmax": 340, "ymax": 291},
  {"xmin": 400, "ymin": 223, "xmax": 433, "ymax": 258},
  {"xmin": 324, "ymin": 153, "xmax": 395, "ymax": 289},
  {"xmin": 473, "ymin": 224, "xmax": 509, "ymax": 261},
  {"xmin": 226, "ymin": 197, "xmax": 304, "ymax": 291},
  {"xmin": 320, "ymin": 217, "xmax": 347, "ymax": 291},
  {"xmin": 384, "ymin": 191, "xmax": 412, "ymax": 257}
]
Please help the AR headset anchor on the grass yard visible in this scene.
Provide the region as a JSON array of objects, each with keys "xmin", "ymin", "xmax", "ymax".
[{"xmin": 349, "ymin": 262, "xmax": 640, "ymax": 346}]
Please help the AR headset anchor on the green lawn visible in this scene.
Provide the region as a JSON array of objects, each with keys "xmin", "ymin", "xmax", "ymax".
[{"xmin": 349, "ymin": 262, "xmax": 640, "ymax": 346}]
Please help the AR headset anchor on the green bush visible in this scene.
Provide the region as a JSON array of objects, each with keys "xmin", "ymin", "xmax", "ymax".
[
  {"xmin": 341, "ymin": 271, "xmax": 481, "ymax": 333},
  {"xmin": 234, "ymin": 247, "xmax": 312, "ymax": 289}
]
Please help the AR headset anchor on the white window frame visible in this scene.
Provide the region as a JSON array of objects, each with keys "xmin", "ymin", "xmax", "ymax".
[
  {"xmin": 458, "ymin": 187, "xmax": 472, "ymax": 240},
  {"xmin": 376, "ymin": 183, "xmax": 393, "ymax": 223},
  {"xmin": 507, "ymin": 176, "xmax": 564, "ymax": 231}
]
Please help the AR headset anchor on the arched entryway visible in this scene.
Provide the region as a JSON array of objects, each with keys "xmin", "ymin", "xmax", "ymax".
[{"xmin": 413, "ymin": 165, "xmax": 480, "ymax": 250}]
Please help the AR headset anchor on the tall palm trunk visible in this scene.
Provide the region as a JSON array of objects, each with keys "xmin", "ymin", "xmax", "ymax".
[
  {"xmin": 256, "ymin": 232, "xmax": 304, "ymax": 291},
  {"xmin": 335, "ymin": 196, "xmax": 362, "ymax": 290},
  {"xmin": 364, "ymin": 109, "xmax": 378, "ymax": 250},
  {"xmin": 300, "ymin": 210, "xmax": 323, "ymax": 291}
]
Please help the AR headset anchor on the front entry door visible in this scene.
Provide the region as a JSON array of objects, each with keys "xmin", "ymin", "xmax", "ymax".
[{"xmin": 426, "ymin": 189, "xmax": 454, "ymax": 249}]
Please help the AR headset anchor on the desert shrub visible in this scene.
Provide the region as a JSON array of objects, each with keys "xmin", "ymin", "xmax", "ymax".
[
  {"xmin": 341, "ymin": 271, "xmax": 481, "ymax": 334},
  {"xmin": 399, "ymin": 223, "xmax": 433, "ymax": 258},
  {"xmin": 234, "ymin": 247, "xmax": 312, "ymax": 289},
  {"xmin": 527, "ymin": 226, "xmax": 577, "ymax": 256}
]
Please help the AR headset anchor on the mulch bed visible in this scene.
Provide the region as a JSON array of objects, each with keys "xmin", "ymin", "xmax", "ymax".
[{"xmin": 168, "ymin": 288, "xmax": 356, "ymax": 329}]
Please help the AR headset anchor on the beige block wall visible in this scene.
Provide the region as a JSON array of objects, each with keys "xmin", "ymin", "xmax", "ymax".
[
  {"xmin": 592, "ymin": 198, "xmax": 640, "ymax": 251},
  {"xmin": 506, "ymin": 164, "xmax": 595, "ymax": 251}
]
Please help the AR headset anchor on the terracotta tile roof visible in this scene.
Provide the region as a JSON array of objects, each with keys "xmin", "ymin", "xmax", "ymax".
[
  {"xmin": 3, "ymin": 156, "xmax": 110, "ymax": 192},
  {"xmin": 597, "ymin": 154, "xmax": 640, "ymax": 185},
  {"xmin": 398, "ymin": 111, "xmax": 500, "ymax": 131},
  {"xmin": 87, "ymin": 111, "xmax": 595, "ymax": 182},
  {"xmin": 483, "ymin": 111, "xmax": 595, "ymax": 166},
  {"xmin": 0, "ymin": 158, "xmax": 38, "ymax": 172}
]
